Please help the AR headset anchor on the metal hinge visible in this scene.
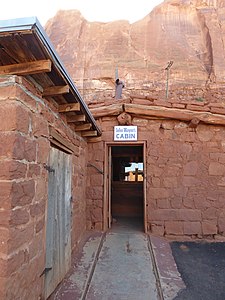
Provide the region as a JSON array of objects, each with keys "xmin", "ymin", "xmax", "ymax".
[
  {"xmin": 43, "ymin": 164, "xmax": 55, "ymax": 173},
  {"xmin": 40, "ymin": 267, "xmax": 52, "ymax": 277}
]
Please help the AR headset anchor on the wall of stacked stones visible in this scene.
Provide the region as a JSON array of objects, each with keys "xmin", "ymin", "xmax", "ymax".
[
  {"xmin": 141, "ymin": 119, "xmax": 225, "ymax": 239},
  {"xmin": 87, "ymin": 115, "xmax": 225, "ymax": 240},
  {"xmin": 0, "ymin": 75, "xmax": 88, "ymax": 300},
  {"xmin": 85, "ymin": 83, "xmax": 225, "ymax": 105},
  {"xmin": 86, "ymin": 140, "xmax": 104, "ymax": 230}
]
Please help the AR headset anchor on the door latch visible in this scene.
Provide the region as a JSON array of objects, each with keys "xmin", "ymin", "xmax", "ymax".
[{"xmin": 40, "ymin": 267, "xmax": 52, "ymax": 277}]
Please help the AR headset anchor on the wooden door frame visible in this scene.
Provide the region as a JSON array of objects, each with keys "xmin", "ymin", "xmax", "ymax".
[{"xmin": 103, "ymin": 141, "xmax": 147, "ymax": 232}]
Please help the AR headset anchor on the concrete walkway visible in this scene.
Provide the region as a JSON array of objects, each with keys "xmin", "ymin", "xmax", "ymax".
[
  {"xmin": 50, "ymin": 219, "xmax": 184, "ymax": 300},
  {"xmin": 85, "ymin": 231, "xmax": 158, "ymax": 300}
]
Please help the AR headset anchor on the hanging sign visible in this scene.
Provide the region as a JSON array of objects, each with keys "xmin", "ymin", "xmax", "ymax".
[{"xmin": 114, "ymin": 126, "xmax": 138, "ymax": 141}]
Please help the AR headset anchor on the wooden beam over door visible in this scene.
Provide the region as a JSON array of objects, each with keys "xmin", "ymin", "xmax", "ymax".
[
  {"xmin": 124, "ymin": 103, "xmax": 225, "ymax": 126},
  {"xmin": 49, "ymin": 127, "xmax": 79, "ymax": 155},
  {"xmin": 0, "ymin": 59, "xmax": 52, "ymax": 75},
  {"xmin": 43, "ymin": 85, "xmax": 69, "ymax": 97},
  {"xmin": 58, "ymin": 103, "xmax": 80, "ymax": 113}
]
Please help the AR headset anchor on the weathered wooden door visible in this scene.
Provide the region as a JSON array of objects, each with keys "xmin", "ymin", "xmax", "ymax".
[{"xmin": 44, "ymin": 146, "xmax": 72, "ymax": 299}]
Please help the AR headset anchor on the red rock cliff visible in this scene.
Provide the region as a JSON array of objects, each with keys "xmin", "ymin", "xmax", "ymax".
[{"xmin": 45, "ymin": 0, "xmax": 225, "ymax": 101}]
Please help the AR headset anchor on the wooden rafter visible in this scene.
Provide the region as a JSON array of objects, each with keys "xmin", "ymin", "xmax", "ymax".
[
  {"xmin": 67, "ymin": 115, "xmax": 86, "ymax": 123},
  {"xmin": 75, "ymin": 123, "xmax": 92, "ymax": 131},
  {"xmin": 87, "ymin": 136, "xmax": 102, "ymax": 143},
  {"xmin": 43, "ymin": 85, "xmax": 69, "ymax": 97},
  {"xmin": 81, "ymin": 130, "xmax": 98, "ymax": 137},
  {"xmin": 0, "ymin": 59, "xmax": 52, "ymax": 75},
  {"xmin": 58, "ymin": 103, "xmax": 80, "ymax": 113}
]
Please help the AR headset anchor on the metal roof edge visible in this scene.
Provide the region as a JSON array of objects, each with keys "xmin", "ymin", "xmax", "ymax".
[{"xmin": 0, "ymin": 17, "xmax": 38, "ymax": 32}]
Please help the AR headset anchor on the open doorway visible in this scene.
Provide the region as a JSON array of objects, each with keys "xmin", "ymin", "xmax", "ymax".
[{"xmin": 110, "ymin": 145, "xmax": 144, "ymax": 231}]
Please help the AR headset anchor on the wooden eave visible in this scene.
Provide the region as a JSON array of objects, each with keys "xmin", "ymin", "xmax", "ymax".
[{"xmin": 0, "ymin": 17, "xmax": 101, "ymax": 137}]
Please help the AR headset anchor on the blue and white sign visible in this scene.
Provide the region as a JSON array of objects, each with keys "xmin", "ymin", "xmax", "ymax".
[{"xmin": 114, "ymin": 126, "xmax": 138, "ymax": 141}]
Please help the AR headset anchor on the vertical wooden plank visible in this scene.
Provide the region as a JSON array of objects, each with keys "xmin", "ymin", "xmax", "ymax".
[
  {"xmin": 53, "ymin": 148, "xmax": 61, "ymax": 289},
  {"xmin": 103, "ymin": 143, "xmax": 108, "ymax": 231},
  {"xmin": 57, "ymin": 149, "xmax": 64, "ymax": 280},
  {"xmin": 63, "ymin": 152, "xmax": 72, "ymax": 272},
  {"xmin": 45, "ymin": 147, "xmax": 61, "ymax": 298},
  {"xmin": 45, "ymin": 147, "xmax": 56, "ymax": 269},
  {"xmin": 103, "ymin": 144, "xmax": 112, "ymax": 230},
  {"xmin": 64, "ymin": 153, "xmax": 72, "ymax": 244}
]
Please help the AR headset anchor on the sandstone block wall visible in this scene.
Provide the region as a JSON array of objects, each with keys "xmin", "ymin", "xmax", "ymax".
[
  {"xmin": 86, "ymin": 141, "xmax": 104, "ymax": 230},
  {"xmin": 87, "ymin": 115, "xmax": 225, "ymax": 240},
  {"xmin": 143, "ymin": 119, "xmax": 225, "ymax": 240},
  {"xmin": 0, "ymin": 76, "xmax": 87, "ymax": 300}
]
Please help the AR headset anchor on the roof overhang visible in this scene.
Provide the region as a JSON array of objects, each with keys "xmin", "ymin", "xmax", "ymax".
[{"xmin": 0, "ymin": 17, "xmax": 101, "ymax": 137}]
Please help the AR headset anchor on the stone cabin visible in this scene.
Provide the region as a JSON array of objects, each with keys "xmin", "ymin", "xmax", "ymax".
[{"xmin": 1, "ymin": 17, "xmax": 225, "ymax": 300}]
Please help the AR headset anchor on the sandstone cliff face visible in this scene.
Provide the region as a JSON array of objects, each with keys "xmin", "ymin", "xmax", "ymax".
[{"xmin": 45, "ymin": 0, "xmax": 225, "ymax": 101}]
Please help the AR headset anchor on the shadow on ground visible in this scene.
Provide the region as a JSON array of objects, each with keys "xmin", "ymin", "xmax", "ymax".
[{"xmin": 171, "ymin": 241, "xmax": 225, "ymax": 300}]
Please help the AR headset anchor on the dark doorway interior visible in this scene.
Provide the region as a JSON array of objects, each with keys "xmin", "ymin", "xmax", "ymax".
[{"xmin": 111, "ymin": 145, "xmax": 144, "ymax": 230}]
